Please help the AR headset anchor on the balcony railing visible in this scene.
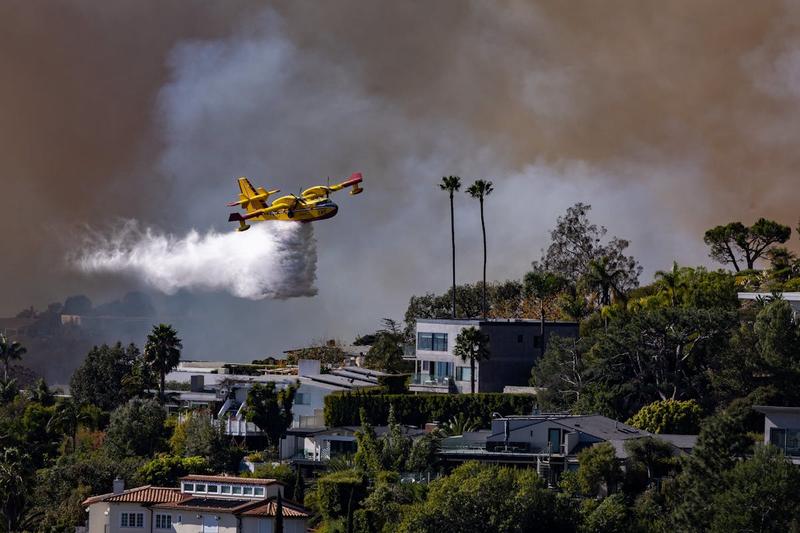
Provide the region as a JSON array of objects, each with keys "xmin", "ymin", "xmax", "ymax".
[{"xmin": 411, "ymin": 373, "xmax": 451, "ymax": 386}]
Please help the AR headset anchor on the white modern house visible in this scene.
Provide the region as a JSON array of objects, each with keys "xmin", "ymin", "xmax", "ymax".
[
  {"xmin": 408, "ymin": 318, "xmax": 579, "ymax": 393},
  {"xmin": 83, "ymin": 475, "xmax": 308, "ymax": 533},
  {"xmin": 754, "ymin": 405, "xmax": 800, "ymax": 464}
]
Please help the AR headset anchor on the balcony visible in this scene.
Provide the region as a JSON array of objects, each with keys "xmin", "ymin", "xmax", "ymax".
[{"xmin": 409, "ymin": 373, "xmax": 453, "ymax": 393}]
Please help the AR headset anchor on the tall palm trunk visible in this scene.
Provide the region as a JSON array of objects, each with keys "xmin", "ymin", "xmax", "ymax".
[
  {"xmin": 160, "ymin": 370, "xmax": 166, "ymax": 404},
  {"xmin": 450, "ymin": 191, "xmax": 457, "ymax": 318},
  {"xmin": 480, "ymin": 197, "xmax": 487, "ymax": 319},
  {"xmin": 470, "ymin": 356, "xmax": 476, "ymax": 394}
]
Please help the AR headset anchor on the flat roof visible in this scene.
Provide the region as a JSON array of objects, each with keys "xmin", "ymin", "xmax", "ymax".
[
  {"xmin": 754, "ymin": 405, "xmax": 800, "ymax": 415},
  {"xmin": 739, "ymin": 292, "xmax": 800, "ymax": 301},
  {"xmin": 416, "ymin": 318, "xmax": 578, "ymax": 326}
]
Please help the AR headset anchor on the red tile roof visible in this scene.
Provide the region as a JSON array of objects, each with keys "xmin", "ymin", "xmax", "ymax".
[
  {"xmin": 179, "ymin": 475, "xmax": 282, "ymax": 486},
  {"xmin": 83, "ymin": 486, "xmax": 183, "ymax": 506},
  {"xmin": 240, "ymin": 498, "xmax": 310, "ymax": 518}
]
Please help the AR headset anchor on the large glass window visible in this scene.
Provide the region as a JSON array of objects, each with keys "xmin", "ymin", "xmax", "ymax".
[
  {"xmin": 121, "ymin": 513, "xmax": 144, "ymax": 528},
  {"xmin": 418, "ymin": 332, "xmax": 448, "ymax": 351},
  {"xmin": 456, "ymin": 366, "xmax": 472, "ymax": 382},
  {"xmin": 771, "ymin": 428, "xmax": 800, "ymax": 456},
  {"xmin": 435, "ymin": 361, "xmax": 453, "ymax": 378}
]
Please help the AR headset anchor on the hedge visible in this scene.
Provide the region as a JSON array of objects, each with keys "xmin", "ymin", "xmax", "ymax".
[
  {"xmin": 316, "ymin": 469, "xmax": 368, "ymax": 520},
  {"xmin": 324, "ymin": 391, "xmax": 537, "ymax": 427}
]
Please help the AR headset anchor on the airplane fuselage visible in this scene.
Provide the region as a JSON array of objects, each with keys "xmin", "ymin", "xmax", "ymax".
[{"xmin": 253, "ymin": 197, "xmax": 338, "ymax": 222}]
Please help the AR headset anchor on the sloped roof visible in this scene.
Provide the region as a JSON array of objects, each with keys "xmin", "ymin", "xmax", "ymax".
[
  {"xmin": 240, "ymin": 498, "xmax": 310, "ymax": 518},
  {"xmin": 83, "ymin": 486, "xmax": 183, "ymax": 506}
]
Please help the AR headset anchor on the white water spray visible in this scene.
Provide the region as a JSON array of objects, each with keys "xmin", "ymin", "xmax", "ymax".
[{"xmin": 76, "ymin": 220, "xmax": 317, "ymax": 299}]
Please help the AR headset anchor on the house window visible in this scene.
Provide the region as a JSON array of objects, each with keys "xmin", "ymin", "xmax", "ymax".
[
  {"xmin": 771, "ymin": 428, "xmax": 800, "ymax": 456},
  {"xmin": 182, "ymin": 483, "xmax": 194, "ymax": 492},
  {"xmin": 418, "ymin": 332, "xmax": 448, "ymax": 351},
  {"xmin": 155, "ymin": 514, "xmax": 172, "ymax": 529},
  {"xmin": 220, "ymin": 485, "xmax": 231, "ymax": 494},
  {"xmin": 295, "ymin": 393, "xmax": 309, "ymax": 405},
  {"xmin": 207, "ymin": 485, "xmax": 218, "ymax": 493},
  {"xmin": 195, "ymin": 484, "xmax": 206, "ymax": 492},
  {"xmin": 435, "ymin": 361, "xmax": 454, "ymax": 378},
  {"xmin": 253, "ymin": 487, "xmax": 265, "ymax": 496},
  {"xmin": 243, "ymin": 486, "xmax": 254, "ymax": 495},
  {"xmin": 232, "ymin": 486, "xmax": 242, "ymax": 495},
  {"xmin": 456, "ymin": 366, "xmax": 472, "ymax": 382},
  {"xmin": 121, "ymin": 512, "xmax": 144, "ymax": 528}
]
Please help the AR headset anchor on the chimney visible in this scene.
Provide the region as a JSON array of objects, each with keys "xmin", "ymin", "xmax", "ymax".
[
  {"xmin": 190, "ymin": 375, "xmax": 204, "ymax": 393},
  {"xmin": 298, "ymin": 359, "xmax": 321, "ymax": 377},
  {"xmin": 113, "ymin": 478, "xmax": 125, "ymax": 495}
]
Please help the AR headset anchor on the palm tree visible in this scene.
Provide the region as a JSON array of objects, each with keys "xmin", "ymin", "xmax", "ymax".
[
  {"xmin": 466, "ymin": 179, "xmax": 493, "ymax": 318},
  {"xmin": 453, "ymin": 326, "xmax": 490, "ymax": 393},
  {"xmin": 48, "ymin": 398, "xmax": 90, "ymax": 453},
  {"xmin": 440, "ymin": 176, "xmax": 462, "ymax": 318},
  {"xmin": 523, "ymin": 270, "xmax": 567, "ymax": 345},
  {"xmin": 144, "ymin": 324, "xmax": 183, "ymax": 404},
  {"xmin": 28, "ymin": 378, "xmax": 54, "ymax": 406},
  {"xmin": 584, "ymin": 257, "xmax": 626, "ymax": 307},
  {"xmin": 655, "ymin": 261, "xmax": 682, "ymax": 306},
  {"xmin": 0, "ymin": 334, "xmax": 26, "ymax": 381}
]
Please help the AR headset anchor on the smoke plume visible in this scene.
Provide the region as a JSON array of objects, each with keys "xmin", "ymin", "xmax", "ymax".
[{"xmin": 75, "ymin": 221, "xmax": 317, "ymax": 300}]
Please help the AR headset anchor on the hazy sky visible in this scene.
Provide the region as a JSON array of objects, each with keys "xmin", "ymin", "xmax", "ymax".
[{"xmin": 2, "ymin": 1, "xmax": 799, "ymax": 361}]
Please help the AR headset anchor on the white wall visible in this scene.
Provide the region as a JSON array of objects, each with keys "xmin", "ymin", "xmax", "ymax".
[{"xmin": 240, "ymin": 516, "xmax": 307, "ymax": 533}]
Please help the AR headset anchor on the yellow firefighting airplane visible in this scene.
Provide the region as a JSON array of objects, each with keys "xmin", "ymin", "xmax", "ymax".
[{"xmin": 227, "ymin": 173, "xmax": 363, "ymax": 231}]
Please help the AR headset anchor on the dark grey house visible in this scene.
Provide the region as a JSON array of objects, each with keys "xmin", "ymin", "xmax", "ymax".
[{"xmin": 408, "ymin": 318, "xmax": 579, "ymax": 393}]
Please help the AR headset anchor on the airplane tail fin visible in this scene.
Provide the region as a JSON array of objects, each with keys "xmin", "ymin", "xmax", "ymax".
[{"xmin": 227, "ymin": 177, "xmax": 279, "ymax": 213}]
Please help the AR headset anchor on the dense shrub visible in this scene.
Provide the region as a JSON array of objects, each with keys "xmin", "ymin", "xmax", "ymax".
[
  {"xmin": 627, "ymin": 399, "xmax": 703, "ymax": 434},
  {"xmin": 324, "ymin": 392, "xmax": 536, "ymax": 427},
  {"xmin": 315, "ymin": 469, "xmax": 369, "ymax": 520}
]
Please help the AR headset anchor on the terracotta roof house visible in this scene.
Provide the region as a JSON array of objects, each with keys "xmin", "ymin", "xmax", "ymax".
[{"xmin": 82, "ymin": 475, "xmax": 309, "ymax": 533}]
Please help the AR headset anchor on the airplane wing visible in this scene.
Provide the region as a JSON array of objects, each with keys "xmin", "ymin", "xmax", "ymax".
[
  {"xmin": 228, "ymin": 177, "xmax": 279, "ymax": 212},
  {"xmin": 301, "ymin": 172, "xmax": 363, "ymax": 199}
]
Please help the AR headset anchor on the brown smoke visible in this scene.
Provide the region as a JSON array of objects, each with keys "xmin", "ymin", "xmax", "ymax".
[{"xmin": 2, "ymin": 1, "xmax": 800, "ymax": 364}]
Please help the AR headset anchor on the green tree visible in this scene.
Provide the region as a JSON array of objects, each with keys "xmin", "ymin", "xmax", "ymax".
[
  {"xmin": 453, "ymin": 326, "xmax": 490, "ymax": 394},
  {"xmin": 143, "ymin": 324, "xmax": 182, "ymax": 403},
  {"xmin": 365, "ymin": 319, "xmax": 406, "ymax": 373},
  {"xmin": 380, "ymin": 406, "xmax": 410, "ymax": 472},
  {"xmin": 536, "ymin": 203, "xmax": 641, "ymax": 289},
  {"xmin": 523, "ymin": 268, "xmax": 567, "ymax": 343},
  {"xmin": 354, "ymin": 409, "xmax": 382, "ymax": 476},
  {"xmin": 530, "ymin": 335, "xmax": 593, "ymax": 411},
  {"xmin": 104, "ymin": 398, "xmax": 167, "ymax": 458},
  {"xmin": 293, "ymin": 467, "xmax": 305, "ymax": 504},
  {"xmin": 583, "ymin": 256, "xmax": 628, "ymax": 308},
  {"xmin": 466, "ymin": 179, "xmax": 493, "ymax": 318},
  {"xmin": 440, "ymin": 175, "xmax": 462, "ymax": 318},
  {"xmin": 704, "ymin": 218, "xmax": 791, "ymax": 271},
  {"xmin": 626, "ymin": 399, "xmax": 703, "ymax": 434},
  {"xmin": 49, "ymin": 398, "xmax": 91, "ymax": 454},
  {"xmin": 405, "ymin": 433, "xmax": 440, "ymax": 475},
  {"xmin": 575, "ymin": 442, "xmax": 623, "ymax": 496},
  {"xmin": 137, "ymin": 455, "xmax": 210, "ymax": 486},
  {"xmin": 70, "ymin": 343, "xmax": 141, "ymax": 411},
  {"xmin": 181, "ymin": 410, "xmax": 242, "ymax": 472},
  {"xmin": 669, "ymin": 396, "xmax": 757, "ymax": 531},
  {"xmin": 0, "ymin": 334, "xmax": 26, "ymax": 381},
  {"xmin": 243, "ymin": 381, "xmax": 298, "ymax": 455},
  {"xmin": 28, "ymin": 378, "xmax": 54, "ymax": 406},
  {"xmin": 0, "ymin": 447, "xmax": 33, "ymax": 533},
  {"xmin": 398, "ymin": 461, "xmax": 573, "ymax": 533},
  {"xmin": 581, "ymin": 493, "xmax": 633, "ymax": 533},
  {"xmin": 709, "ymin": 445, "xmax": 800, "ymax": 532}
]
